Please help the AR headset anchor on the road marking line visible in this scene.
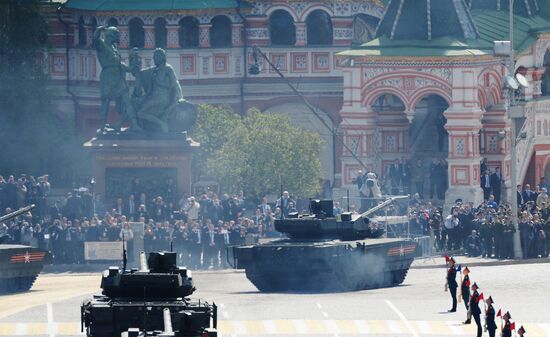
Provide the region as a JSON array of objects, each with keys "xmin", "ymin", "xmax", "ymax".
[
  {"xmin": 385, "ymin": 320, "xmax": 403, "ymax": 333},
  {"xmin": 292, "ymin": 319, "xmax": 307, "ymax": 333},
  {"xmin": 354, "ymin": 319, "xmax": 370, "ymax": 334},
  {"xmin": 262, "ymin": 320, "xmax": 276, "ymax": 334},
  {"xmin": 316, "ymin": 303, "xmax": 323, "ymax": 309},
  {"xmin": 274, "ymin": 319, "xmax": 294, "ymax": 334},
  {"xmin": 322, "ymin": 311, "xmax": 329, "ymax": 318},
  {"xmin": 415, "ymin": 320, "xmax": 433, "ymax": 334},
  {"xmin": 46, "ymin": 302, "xmax": 55, "ymax": 337},
  {"xmin": 14, "ymin": 323, "xmax": 27, "ymax": 335},
  {"xmin": 324, "ymin": 320, "xmax": 340, "ymax": 334},
  {"xmin": 385, "ymin": 300, "xmax": 419, "ymax": 337}
]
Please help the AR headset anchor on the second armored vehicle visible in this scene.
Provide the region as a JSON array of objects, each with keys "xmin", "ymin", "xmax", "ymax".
[
  {"xmin": 81, "ymin": 251, "xmax": 217, "ymax": 337},
  {"xmin": 0, "ymin": 205, "xmax": 52, "ymax": 294},
  {"xmin": 230, "ymin": 197, "xmax": 419, "ymax": 292}
]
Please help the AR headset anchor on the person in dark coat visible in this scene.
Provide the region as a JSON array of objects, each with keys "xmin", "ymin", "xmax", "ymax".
[
  {"xmin": 480, "ymin": 170, "xmax": 492, "ymax": 201},
  {"xmin": 446, "ymin": 257, "xmax": 458, "ymax": 312},
  {"xmin": 485, "ymin": 296, "xmax": 497, "ymax": 337},
  {"xmin": 490, "ymin": 167, "xmax": 504, "ymax": 204},
  {"xmin": 468, "ymin": 283, "xmax": 482, "ymax": 337},
  {"xmin": 461, "ymin": 267, "xmax": 471, "ymax": 322}
]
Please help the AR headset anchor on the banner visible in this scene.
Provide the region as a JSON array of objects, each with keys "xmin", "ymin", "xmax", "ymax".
[{"xmin": 84, "ymin": 241, "xmax": 124, "ymax": 261}]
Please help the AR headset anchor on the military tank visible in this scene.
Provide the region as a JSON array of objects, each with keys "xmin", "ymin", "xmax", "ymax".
[
  {"xmin": 81, "ymin": 251, "xmax": 217, "ymax": 337},
  {"xmin": 230, "ymin": 197, "xmax": 420, "ymax": 292},
  {"xmin": 0, "ymin": 204, "xmax": 52, "ymax": 294}
]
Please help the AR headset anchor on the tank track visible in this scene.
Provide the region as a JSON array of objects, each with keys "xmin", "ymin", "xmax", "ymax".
[
  {"xmin": 0, "ymin": 276, "xmax": 37, "ymax": 294},
  {"xmin": 245, "ymin": 266, "xmax": 411, "ymax": 293}
]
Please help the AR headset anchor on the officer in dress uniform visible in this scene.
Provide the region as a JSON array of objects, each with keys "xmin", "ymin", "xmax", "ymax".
[
  {"xmin": 501, "ymin": 312, "xmax": 512, "ymax": 337},
  {"xmin": 461, "ymin": 266, "xmax": 472, "ymax": 323},
  {"xmin": 446, "ymin": 257, "xmax": 458, "ymax": 312},
  {"xmin": 469, "ymin": 283, "xmax": 482, "ymax": 337},
  {"xmin": 485, "ymin": 296, "xmax": 497, "ymax": 337}
]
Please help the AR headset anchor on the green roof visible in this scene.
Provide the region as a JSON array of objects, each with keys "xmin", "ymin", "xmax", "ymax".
[
  {"xmin": 339, "ymin": 9, "xmax": 550, "ymax": 58},
  {"xmin": 65, "ymin": 0, "xmax": 241, "ymax": 11}
]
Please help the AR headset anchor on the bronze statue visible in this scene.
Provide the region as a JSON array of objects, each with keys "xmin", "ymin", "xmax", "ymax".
[
  {"xmin": 93, "ymin": 26, "xmax": 142, "ymax": 131},
  {"xmin": 130, "ymin": 48, "xmax": 197, "ymax": 133}
]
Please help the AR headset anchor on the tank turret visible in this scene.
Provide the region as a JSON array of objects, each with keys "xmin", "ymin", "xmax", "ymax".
[
  {"xmin": 275, "ymin": 196, "xmax": 403, "ymax": 240},
  {"xmin": 81, "ymin": 251, "xmax": 217, "ymax": 337}
]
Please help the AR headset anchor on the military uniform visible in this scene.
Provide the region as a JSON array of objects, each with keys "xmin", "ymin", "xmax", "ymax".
[
  {"xmin": 469, "ymin": 286, "xmax": 482, "ymax": 337},
  {"xmin": 446, "ymin": 260, "xmax": 458, "ymax": 312},
  {"xmin": 461, "ymin": 273, "xmax": 470, "ymax": 310},
  {"xmin": 485, "ymin": 298, "xmax": 497, "ymax": 337},
  {"xmin": 502, "ymin": 320, "xmax": 512, "ymax": 337}
]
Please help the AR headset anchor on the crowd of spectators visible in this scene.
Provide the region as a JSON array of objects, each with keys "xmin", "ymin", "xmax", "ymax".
[
  {"xmin": 0, "ymin": 174, "xmax": 306, "ymax": 269},
  {"xmin": 407, "ymin": 189, "xmax": 550, "ymax": 259}
]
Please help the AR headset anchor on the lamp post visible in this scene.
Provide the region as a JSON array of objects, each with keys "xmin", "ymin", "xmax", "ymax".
[{"xmin": 502, "ymin": 0, "xmax": 524, "ymax": 259}]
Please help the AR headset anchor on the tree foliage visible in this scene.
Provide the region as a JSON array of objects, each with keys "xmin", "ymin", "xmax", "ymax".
[
  {"xmin": 190, "ymin": 104, "xmax": 242, "ymax": 181},
  {"xmin": 206, "ymin": 108, "xmax": 324, "ymax": 199},
  {"xmin": 0, "ymin": 1, "xmax": 86, "ymax": 184}
]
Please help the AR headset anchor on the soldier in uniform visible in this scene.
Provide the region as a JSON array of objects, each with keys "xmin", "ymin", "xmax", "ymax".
[
  {"xmin": 485, "ymin": 296, "xmax": 497, "ymax": 337},
  {"xmin": 461, "ymin": 267, "xmax": 471, "ymax": 323},
  {"xmin": 469, "ymin": 283, "xmax": 482, "ymax": 337},
  {"xmin": 501, "ymin": 311, "xmax": 512, "ymax": 337},
  {"xmin": 446, "ymin": 257, "xmax": 458, "ymax": 312},
  {"xmin": 518, "ymin": 325, "xmax": 526, "ymax": 337}
]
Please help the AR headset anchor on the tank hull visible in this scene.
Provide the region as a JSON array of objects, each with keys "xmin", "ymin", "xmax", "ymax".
[
  {"xmin": 0, "ymin": 244, "xmax": 52, "ymax": 294},
  {"xmin": 232, "ymin": 238, "xmax": 419, "ymax": 292}
]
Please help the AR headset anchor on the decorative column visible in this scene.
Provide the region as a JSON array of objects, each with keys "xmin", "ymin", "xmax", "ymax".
[
  {"xmin": 232, "ymin": 23, "xmax": 244, "ymax": 47},
  {"xmin": 246, "ymin": 17, "xmax": 269, "ymax": 46},
  {"xmin": 144, "ymin": 25, "xmax": 155, "ymax": 49},
  {"xmin": 295, "ymin": 22, "xmax": 307, "ymax": 46},
  {"xmin": 199, "ymin": 23, "xmax": 211, "ymax": 48},
  {"xmin": 332, "ymin": 17, "xmax": 353, "ymax": 46},
  {"xmin": 166, "ymin": 25, "xmax": 179, "ymax": 49},
  {"xmin": 444, "ymin": 107, "xmax": 484, "ymax": 206}
]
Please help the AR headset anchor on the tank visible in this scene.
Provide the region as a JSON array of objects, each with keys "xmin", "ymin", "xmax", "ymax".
[
  {"xmin": 0, "ymin": 205, "xmax": 52, "ymax": 294},
  {"xmin": 81, "ymin": 251, "xmax": 217, "ymax": 337},
  {"xmin": 230, "ymin": 197, "xmax": 420, "ymax": 292}
]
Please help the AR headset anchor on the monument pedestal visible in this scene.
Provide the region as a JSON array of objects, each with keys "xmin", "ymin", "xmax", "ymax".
[{"xmin": 84, "ymin": 131, "xmax": 199, "ymax": 202}]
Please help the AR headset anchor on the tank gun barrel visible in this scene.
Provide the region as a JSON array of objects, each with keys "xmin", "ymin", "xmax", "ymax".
[
  {"xmin": 0, "ymin": 204, "xmax": 35, "ymax": 224},
  {"xmin": 352, "ymin": 196, "xmax": 407, "ymax": 222}
]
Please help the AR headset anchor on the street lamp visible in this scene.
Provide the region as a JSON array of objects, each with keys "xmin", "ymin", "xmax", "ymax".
[{"xmin": 493, "ymin": 0, "xmax": 527, "ymax": 259}]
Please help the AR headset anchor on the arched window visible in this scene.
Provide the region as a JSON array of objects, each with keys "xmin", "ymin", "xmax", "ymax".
[
  {"xmin": 541, "ymin": 50, "xmax": 550, "ymax": 96},
  {"xmin": 210, "ymin": 15, "xmax": 232, "ymax": 47},
  {"xmin": 129, "ymin": 17, "xmax": 145, "ymax": 48},
  {"xmin": 107, "ymin": 18, "xmax": 118, "ymax": 27},
  {"xmin": 179, "ymin": 16, "xmax": 199, "ymax": 48},
  {"xmin": 269, "ymin": 10, "xmax": 296, "ymax": 45},
  {"xmin": 78, "ymin": 16, "xmax": 86, "ymax": 47},
  {"xmin": 352, "ymin": 14, "xmax": 378, "ymax": 45},
  {"xmin": 306, "ymin": 10, "xmax": 333, "ymax": 45},
  {"xmin": 154, "ymin": 18, "xmax": 167, "ymax": 48}
]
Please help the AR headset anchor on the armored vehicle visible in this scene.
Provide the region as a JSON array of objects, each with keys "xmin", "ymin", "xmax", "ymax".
[
  {"xmin": 0, "ymin": 205, "xmax": 52, "ymax": 294},
  {"xmin": 81, "ymin": 251, "xmax": 217, "ymax": 337},
  {"xmin": 230, "ymin": 197, "xmax": 420, "ymax": 292}
]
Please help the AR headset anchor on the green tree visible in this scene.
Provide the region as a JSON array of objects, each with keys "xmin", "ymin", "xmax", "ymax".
[
  {"xmin": 207, "ymin": 108, "xmax": 324, "ymax": 199},
  {"xmin": 190, "ymin": 104, "xmax": 242, "ymax": 181},
  {"xmin": 0, "ymin": 0, "xmax": 86, "ymax": 184}
]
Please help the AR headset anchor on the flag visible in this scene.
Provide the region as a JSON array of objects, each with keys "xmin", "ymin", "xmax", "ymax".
[
  {"xmin": 445, "ymin": 255, "xmax": 450, "ymax": 262},
  {"xmin": 510, "ymin": 322, "xmax": 515, "ymax": 331},
  {"xmin": 455, "ymin": 264, "xmax": 461, "ymax": 272},
  {"xmin": 477, "ymin": 293, "xmax": 484, "ymax": 302},
  {"xmin": 497, "ymin": 309, "xmax": 502, "ymax": 317}
]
